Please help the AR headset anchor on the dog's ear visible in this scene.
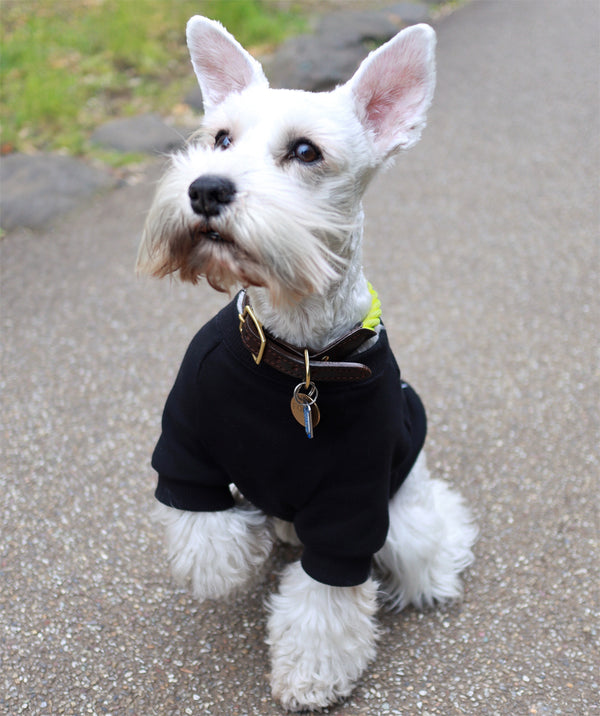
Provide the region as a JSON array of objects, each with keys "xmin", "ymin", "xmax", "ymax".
[
  {"xmin": 347, "ymin": 23, "xmax": 436, "ymax": 158},
  {"xmin": 186, "ymin": 16, "xmax": 269, "ymax": 112}
]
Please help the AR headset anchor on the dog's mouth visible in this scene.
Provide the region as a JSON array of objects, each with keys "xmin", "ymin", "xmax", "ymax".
[
  {"xmin": 193, "ymin": 225, "xmax": 234, "ymax": 245},
  {"xmin": 185, "ymin": 223, "xmax": 267, "ymax": 291}
]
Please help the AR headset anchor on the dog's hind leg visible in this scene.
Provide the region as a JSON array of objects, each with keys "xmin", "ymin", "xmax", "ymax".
[
  {"xmin": 374, "ymin": 451, "xmax": 478, "ymax": 611},
  {"xmin": 153, "ymin": 501, "xmax": 273, "ymax": 602},
  {"xmin": 267, "ymin": 561, "xmax": 379, "ymax": 711}
]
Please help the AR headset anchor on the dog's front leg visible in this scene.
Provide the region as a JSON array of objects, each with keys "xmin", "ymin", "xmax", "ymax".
[
  {"xmin": 267, "ymin": 561, "xmax": 379, "ymax": 711},
  {"xmin": 153, "ymin": 502, "xmax": 273, "ymax": 601}
]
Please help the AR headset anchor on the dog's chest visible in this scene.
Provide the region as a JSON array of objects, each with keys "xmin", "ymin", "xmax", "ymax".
[{"xmin": 185, "ymin": 299, "xmax": 418, "ymax": 517}]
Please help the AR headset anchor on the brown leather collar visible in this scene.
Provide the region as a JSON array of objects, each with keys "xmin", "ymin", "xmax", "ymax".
[{"xmin": 238, "ymin": 293, "xmax": 376, "ymax": 382}]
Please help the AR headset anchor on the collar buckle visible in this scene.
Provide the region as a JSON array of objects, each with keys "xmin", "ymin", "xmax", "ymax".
[{"xmin": 239, "ymin": 304, "xmax": 266, "ymax": 365}]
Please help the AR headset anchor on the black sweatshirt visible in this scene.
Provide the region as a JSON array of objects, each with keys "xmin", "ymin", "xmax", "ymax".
[{"xmin": 152, "ymin": 293, "xmax": 426, "ymax": 587}]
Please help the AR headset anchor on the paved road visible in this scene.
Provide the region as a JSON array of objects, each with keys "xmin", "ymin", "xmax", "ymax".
[{"xmin": 2, "ymin": 1, "xmax": 598, "ymax": 714}]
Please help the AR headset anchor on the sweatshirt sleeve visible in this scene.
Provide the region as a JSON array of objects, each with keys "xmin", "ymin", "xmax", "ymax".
[
  {"xmin": 294, "ymin": 466, "xmax": 391, "ymax": 587},
  {"xmin": 152, "ymin": 331, "xmax": 235, "ymax": 512}
]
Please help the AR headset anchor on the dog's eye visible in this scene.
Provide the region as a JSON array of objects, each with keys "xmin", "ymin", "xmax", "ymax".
[
  {"xmin": 288, "ymin": 139, "xmax": 322, "ymax": 164},
  {"xmin": 214, "ymin": 131, "xmax": 232, "ymax": 150}
]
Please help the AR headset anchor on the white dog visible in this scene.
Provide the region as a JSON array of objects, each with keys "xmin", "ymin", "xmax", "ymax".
[{"xmin": 138, "ymin": 16, "xmax": 477, "ymax": 711}]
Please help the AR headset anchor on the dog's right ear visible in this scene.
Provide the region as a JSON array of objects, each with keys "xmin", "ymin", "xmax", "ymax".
[
  {"xmin": 186, "ymin": 16, "xmax": 269, "ymax": 112},
  {"xmin": 347, "ymin": 23, "xmax": 436, "ymax": 159}
]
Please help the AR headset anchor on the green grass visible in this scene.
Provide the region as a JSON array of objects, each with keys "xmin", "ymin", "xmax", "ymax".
[{"xmin": 0, "ymin": 0, "xmax": 306, "ymax": 157}]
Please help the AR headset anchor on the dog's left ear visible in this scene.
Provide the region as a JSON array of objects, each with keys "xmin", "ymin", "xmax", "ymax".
[
  {"xmin": 186, "ymin": 16, "xmax": 269, "ymax": 112},
  {"xmin": 347, "ymin": 23, "xmax": 436, "ymax": 158}
]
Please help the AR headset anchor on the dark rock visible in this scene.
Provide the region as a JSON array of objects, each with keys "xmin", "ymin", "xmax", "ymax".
[
  {"xmin": 184, "ymin": 85, "xmax": 204, "ymax": 113},
  {"xmin": 315, "ymin": 10, "xmax": 400, "ymax": 48},
  {"xmin": 265, "ymin": 34, "xmax": 371, "ymax": 91},
  {"xmin": 0, "ymin": 153, "xmax": 115, "ymax": 231},
  {"xmin": 90, "ymin": 113, "xmax": 186, "ymax": 154},
  {"xmin": 264, "ymin": 7, "xmax": 420, "ymax": 92},
  {"xmin": 377, "ymin": 3, "xmax": 431, "ymax": 25}
]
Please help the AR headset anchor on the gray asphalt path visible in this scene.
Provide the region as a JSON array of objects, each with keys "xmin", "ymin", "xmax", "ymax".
[{"xmin": 2, "ymin": 1, "xmax": 598, "ymax": 714}]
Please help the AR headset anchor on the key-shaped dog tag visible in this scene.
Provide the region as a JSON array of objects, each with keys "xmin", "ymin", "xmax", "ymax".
[
  {"xmin": 302, "ymin": 399, "xmax": 314, "ymax": 439},
  {"xmin": 291, "ymin": 382, "xmax": 320, "ymax": 438}
]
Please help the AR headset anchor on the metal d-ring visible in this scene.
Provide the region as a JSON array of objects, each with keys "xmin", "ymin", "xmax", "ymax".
[{"xmin": 303, "ymin": 349, "xmax": 311, "ymax": 389}]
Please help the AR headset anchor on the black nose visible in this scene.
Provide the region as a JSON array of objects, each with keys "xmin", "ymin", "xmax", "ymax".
[{"xmin": 188, "ymin": 175, "xmax": 236, "ymax": 217}]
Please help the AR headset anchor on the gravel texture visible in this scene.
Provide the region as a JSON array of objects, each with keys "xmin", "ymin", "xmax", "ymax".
[{"xmin": 1, "ymin": 1, "xmax": 598, "ymax": 715}]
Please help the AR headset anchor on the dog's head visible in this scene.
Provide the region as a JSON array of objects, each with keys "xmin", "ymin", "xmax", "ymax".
[{"xmin": 137, "ymin": 16, "xmax": 436, "ymax": 304}]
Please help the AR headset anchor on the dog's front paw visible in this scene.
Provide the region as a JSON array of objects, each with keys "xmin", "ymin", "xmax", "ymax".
[
  {"xmin": 153, "ymin": 502, "xmax": 273, "ymax": 601},
  {"xmin": 267, "ymin": 562, "xmax": 379, "ymax": 711}
]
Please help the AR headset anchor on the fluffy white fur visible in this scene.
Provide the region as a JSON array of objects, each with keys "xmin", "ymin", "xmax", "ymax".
[
  {"xmin": 152, "ymin": 501, "xmax": 273, "ymax": 601},
  {"xmin": 141, "ymin": 16, "xmax": 477, "ymax": 712},
  {"xmin": 267, "ymin": 562, "xmax": 380, "ymax": 711},
  {"xmin": 375, "ymin": 452, "xmax": 478, "ymax": 610}
]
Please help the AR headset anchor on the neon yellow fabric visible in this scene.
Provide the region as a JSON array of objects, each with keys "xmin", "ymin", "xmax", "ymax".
[{"xmin": 362, "ymin": 282, "xmax": 382, "ymax": 330}]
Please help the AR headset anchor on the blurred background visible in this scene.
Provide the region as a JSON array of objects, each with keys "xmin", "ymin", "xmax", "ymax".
[
  {"xmin": 1, "ymin": 1, "xmax": 447, "ymax": 163},
  {"xmin": 1, "ymin": 0, "xmax": 310, "ymax": 160}
]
